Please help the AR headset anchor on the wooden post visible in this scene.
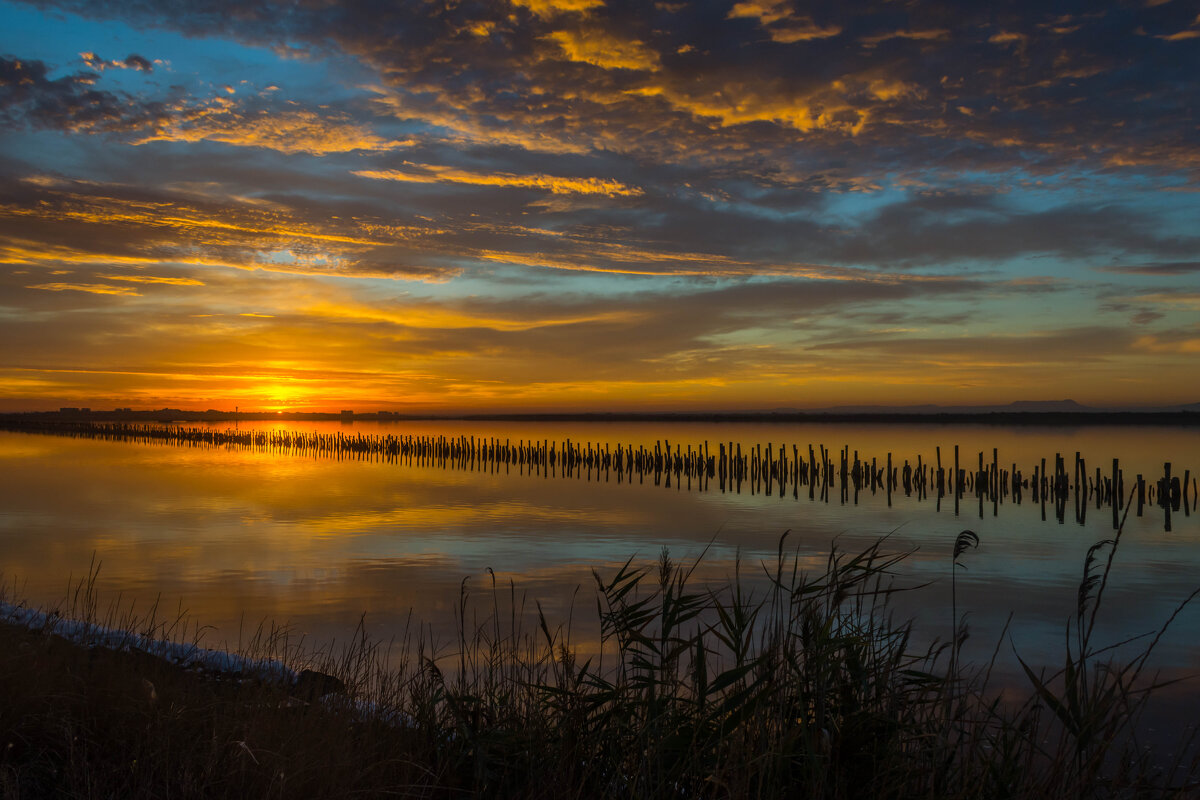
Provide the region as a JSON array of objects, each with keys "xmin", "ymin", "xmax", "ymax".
[
  {"xmin": 1164, "ymin": 462, "xmax": 1174, "ymax": 529},
  {"xmin": 1184, "ymin": 469, "xmax": 1191, "ymax": 516}
]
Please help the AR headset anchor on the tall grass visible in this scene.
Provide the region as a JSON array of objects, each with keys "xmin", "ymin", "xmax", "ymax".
[{"xmin": 2, "ymin": 519, "xmax": 1198, "ymax": 798}]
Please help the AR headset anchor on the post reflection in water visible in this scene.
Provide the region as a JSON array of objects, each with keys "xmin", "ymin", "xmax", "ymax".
[
  {"xmin": 4, "ymin": 419, "xmax": 1195, "ymax": 532},
  {"xmin": 1, "ymin": 420, "xmax": 1199, "ymax": 707}
]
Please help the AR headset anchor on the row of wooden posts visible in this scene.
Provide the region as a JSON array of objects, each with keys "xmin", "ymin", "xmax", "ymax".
[{"xmin": 4, "ymin": 421, "xmax": 1195, "ymax": 529}]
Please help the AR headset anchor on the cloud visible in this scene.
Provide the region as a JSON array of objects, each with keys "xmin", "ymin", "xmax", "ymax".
[
  {"xmin": 30, "ymin": 0, "xmax": 1196, "ymax": 186},
  {"xmin": 988, "ymin": 31, "xmax": 1027, "ymax": 45},
  {"xmin": 303, "ymin": 299, "xmax": 643, "ymax": 332},
  {"xmin": 727, "ymin": 1, "xmax": 842, "ymax": 44},
  {"xmin": 510, "ymin": 0, "xmax": 603, "ymax": 19},
  {"xmin": 0, "ymin": 56, "xmax": 169, "ymax": 133},
  {"xmin": 124, "ymin": 54, "xmax": 154, "ymax": 72},
  {"xmin": 99, "ymin": 273, "xmax": 205, "ymax": 285},
  {"xmin": 547, "ymin": 28, "xmax": 659, "ymax": 71},
  {"xmin": 1128, "ymin": 292, "xmax": 1200, "ymax": 310},
  {"xmin": 0, "ymin": 174, "xmax": 456, "ymax": 283},
  {"xmin": 625, "ymin": 74, "xmax": 888, "ymax": 135},
  {"xmin": 133, "ymin": 98, "xmax": 409, "ymax": 155},
  {"xmin": 1, "ymin": 1, "xmax": 1199, "ymax": 410},
  {"xmin": 1097, "ymin": 261, "xmax": 1200, "ymax": 276},
  {"xmin": 80, "ymin": 51, "xmax": 154, "ymax": 72},
  {"xmin": 26, "ymin": 281, "xmax": 141, "ymax": 296},
  {"xmin": 813, "ymin": 193, "xmax": 1200, "ymax": 269},
  {"xmin": 859, "ymin": 28, "xmax": 951, "ymax": 47},
  {"xmin": 2, "ymin": 55, "xmax": 402, "ymax": 157},
  {"xmin": 354, "ymin": 164, "xmax": 642, "ymax": 197},
  {"xmin": 1133, "ymin": 328, "xmax": 1200, "ymax": 354}
]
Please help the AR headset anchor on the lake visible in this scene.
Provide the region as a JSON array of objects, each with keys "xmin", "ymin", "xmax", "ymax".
[{"xmin": 2, "ymin": 419, "xmax": 1199, "ymax": 729}]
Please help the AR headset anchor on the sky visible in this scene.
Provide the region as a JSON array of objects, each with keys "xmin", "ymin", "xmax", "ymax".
[{"xmin": 0, "ymin": 0, "xmax": 1198, "ymax": 413}]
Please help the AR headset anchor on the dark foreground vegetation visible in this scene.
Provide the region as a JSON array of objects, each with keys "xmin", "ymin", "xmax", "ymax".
[{"xmin": 3, "ymin": 527, "xmax": 1198, "ymax": 798}]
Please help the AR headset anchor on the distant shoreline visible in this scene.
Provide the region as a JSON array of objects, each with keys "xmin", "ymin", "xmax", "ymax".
[{"xmin": 1, "ymin": 409, "xmax": 1198, "ymax": 426}]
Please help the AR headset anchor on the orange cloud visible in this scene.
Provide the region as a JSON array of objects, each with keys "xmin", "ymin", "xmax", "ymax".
[
  {"xmin": 767, "ymin": 20, "xmax": 843, "ymax": 44},
  {"xmin": 135, "ymin": 102, "xmax": 409, "ymax": 155},
  {"xmin": 26, "ymin": 282, "xmax": 141, "ymax": 296},
  {"xmin": 0, "ymin": 184, "xmax": 454, "ymax": 283},
  {"xmin": 859, "ymin": 29, "xmax": 950, "ymax": 46},
  {"xmin": 510, "ymin": 0, "xmax": 602, "ymax": 18},
  {"xmin": 547, "ymin": 28, "xmax": 659, "ymax": 71},
  {"xmin": 1, "ymin": 189, "xmax": 408, "ymax": 248},
  {"xmin": 1133, "ymin": 334, "xmax": 1200, "ymax": 353},
  {"xmin": 727, "ymin": 0, "xmax": 793, "ymax": 25},
  {"xmin": 988, "ymin": 31, "xmax": 1027, "ymax": 45},
  {"xmin": 629, "ymin": 79, "xmax": 873, "ymax": 134},
  {"xmin": 354, "ymin": 164, "xmax": 643, "ymax": 196},
  {"xmin": 727, "ymin": 2, "xmax": 841, "ymax": 43},
  {"xmin": 1130, "ymin": 292, "xmax": 1200, "ymax": 309},
  {"xmin": 304, "ymin": 301, "xmax": 644, "ymax": 332},
  {"xmin": 99, "ymin": 274, "xmax": 206, "ymax": 286},
  {"xmin": 472, "ymin": 244, "xmax": 928, "ymax": 281},
  {"xmin": 366, "ymin": 88, "xmax": 593, "ymax": 154}
]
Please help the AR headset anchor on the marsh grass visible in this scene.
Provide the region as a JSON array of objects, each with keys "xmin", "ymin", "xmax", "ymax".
[{"xmin": 2, "ymin": 517, "xmax": 1198, "ymax": 798}]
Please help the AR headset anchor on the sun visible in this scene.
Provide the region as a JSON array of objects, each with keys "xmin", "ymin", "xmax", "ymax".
[{"xmin": 249, "ymin": 380, "xmax": 312, "ymax": 412}]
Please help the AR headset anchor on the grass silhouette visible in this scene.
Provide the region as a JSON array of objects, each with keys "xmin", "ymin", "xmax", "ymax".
[{"xmin": 2, "ymin": 513, "xmax": 1198, "ymax": 798}]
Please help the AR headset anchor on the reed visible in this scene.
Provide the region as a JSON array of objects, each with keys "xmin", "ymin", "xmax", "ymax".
[{"xmin": 2, "ymin": 520, "xmax": 1198, "ymax": 798}]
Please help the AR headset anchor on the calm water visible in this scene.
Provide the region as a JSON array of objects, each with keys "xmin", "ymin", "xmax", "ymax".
[{"xmin": 3, "ymin": 420, "xmax": 1199, "ymax": 720}]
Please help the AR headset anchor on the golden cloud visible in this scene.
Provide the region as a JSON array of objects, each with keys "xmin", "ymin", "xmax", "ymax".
[
  {"xmin": 1, "ymin": 190, "xmax": 398, "ymax": 248},
  {"xmin": 472, "ymin": 244, "xmax": 923, "ymax": 281},
  {"xmin": 135, "ymin": 102, "xmax": 409, "ymax": 155},
  {"xmin": 0, "ymin": 184, "xmax": 453, "ymax": 283},
  {"xmin": 26, "ymin": 282, "xmax": 141, "ymax": 296},
  {"xmin": 988, "ymin": 31, "xmax": 1026, "ymax": 45},
  {"xmin": 367, "ymin": 88, "xmax": 593, "ymax": 155},
  {"xmin": 1130, "ymin": 292, "xmax": 1200, "ymax": 309},
  {"xmin": 99, "ymin": 274, "xmax": 206, "ymax": 286},
  {"xmin": 768, "ymin": 20, "xmax": 843, "ymax": 44},
  {"xmin": 1133, "ymin": 334, "xmax": 1200, "ymax": 353},
  {"xmin": 511, "ymin": 0, "xmax": 603, "ymax": 17},
  {"xmin": 304, "ymin": 300, "xmax": 643, "ymax": 332},
  {"xmin": 727, "ymin": 0, "xmax": 791, "ymax": 25},
  {"xmin": 629, "ymin": 80, "xmax": 871, "ymax": 134},
  {"xmin": 547, "ymin": 28, "xmax": 659, "ymax": 71},
  {"xmin": 354, "ymin": 164, "xmax": 642, "ymax": 196},
  {"xmin": 860, "ymin": 28, "xmax": 951, "ymax": 46},
  {"xmin": 727, "ymin": 1, "xmax": 841, "ymax": 43}
]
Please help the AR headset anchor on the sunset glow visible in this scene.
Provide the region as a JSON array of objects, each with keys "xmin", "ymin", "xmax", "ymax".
[{"xmin": 1, "ymin": 1, "xmax": 1198, "ymax": 412}]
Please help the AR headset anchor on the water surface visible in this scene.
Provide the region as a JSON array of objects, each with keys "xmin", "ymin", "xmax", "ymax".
[{"xmin": 3, "ymin": 420, "xmax": 1198, "ymax": 712}]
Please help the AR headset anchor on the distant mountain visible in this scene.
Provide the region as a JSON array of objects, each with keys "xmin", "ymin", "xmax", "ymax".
[
  {"xmin": 1003, "ymin": 399, "xmax": 1093, "ymax": 412},
  {"xmin": 772, "ymin": 400, "xmax": 1198, "ymax": 415}
]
